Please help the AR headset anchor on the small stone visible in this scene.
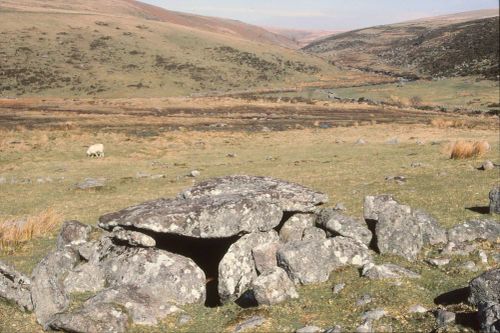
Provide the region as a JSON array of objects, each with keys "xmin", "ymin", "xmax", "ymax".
[
  {"xmin": 461, "ymin": 261, "xmax": 478, "ymax": 272},
  {"xmin": 362, "ymin": 263, "xmax": 420, "ymax": 280},
  {"xmin": 189, "ymin": 170, "xmax": 200, "ymax": 178},
  {"xmin": 479, "ymin": 251, "xmax": 488, "ymax": 264},
  {"xmin": 234, "ymin": 316, "xmax": 265, "ymax": 333},
  {"xmin": 436, "ymin": 310, "xmax": 455, "ymax": 327},
  {"xmin": 75, "ymin": 178, "xmax": 105, "ymax": 190},
  {"xmin": 357, "ymin": 294, "xmax": 372, "ymax": 306},
  {"xmin": 426, "ymin": 258, "xmax": 450, "ymax": 267},
  {"xmin": 409, "ymin": 305, "xmax": 427, "ymax": 314},
  {"xmin": 355, "ymin": 320, "xmax": 372, "ymax": 333},
  {"xmin": 355, "ymin": 138, "xmax": 366, "ymax": 145},
  {"xmin": 386, "ymin": 137, "xmax": 399, "ymax": 145},
  {"xmin": 136, "ymin": 172, "xmax": 151, "ymax": 179},
  {"xmin": 324, "ymin": 326, "xmax": 342, "ymax": 333},
  {"xmin": 334, "ymin": 203, "xmax": 346, "ymax": 211},
  {"xmin": 227, "ymin": 153, "xmax": 237, "ymax": 158},
  {"xmin": 411, "ymin": 162, "xmax": 424, "ymax": 168},
  {"xmin": 296, "ymin": 326, "xmax": 322, "ymax": 333},
  {"xmin": 178, "ymin": 314, "xmax": 191, "ymax": 326},
  {"xmin": 332, "ymin": 283, "xmax": 345, "ymax": 294},
  {"xmin": 150, "ymin": 174, "xmax": 165, "ymax": 179},
  {"xmin": 480, "ymin": 160, "xmax": 495, "ymax": 171},
  {"xmin": 361, "ymin": 309, "xmax": 386, "ymax": 321}
]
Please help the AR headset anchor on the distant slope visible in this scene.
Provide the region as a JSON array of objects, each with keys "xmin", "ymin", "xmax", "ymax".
[
  {"xmin": 304, "ymin": 9, "xmax": 499, "ymax": 79},
  {"xmin": 266, "ymin": 28, "xmax": 342, "ymax": 48},
  {"xmin": 0, "ymin": 0, "xmax": 380, "ymax": 98},
  {"xmin": 0, "ymin": 0, "xmax": 298, "ymax": 48}
]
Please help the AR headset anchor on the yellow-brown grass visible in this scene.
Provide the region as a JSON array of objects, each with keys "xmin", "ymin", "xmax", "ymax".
[
  {"xmin": 0, "ymin": 208, "xmax": 61, "ymax": 251},
  {"xmin": 431, "ymin": 118, "xmax": 468, "ymax": 129},
  {"xmin": 447, "ymin": 140, "xmax": 490, "ymax": 159}
]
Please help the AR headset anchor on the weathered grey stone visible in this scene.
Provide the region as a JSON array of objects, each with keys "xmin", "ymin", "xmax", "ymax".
[
  {"xmin": 413, "ymin": 210, "xmax": 448, "ymax": 245},
  {"xmin": 481, "ymin": 160, "xmax": 495, "ymax": 171},
  {"xmin": 325, "ymin": 325, "xmax": 342, "ymax": 333},
  {"xmin": 469, "ymin": 268, "xmax": 500, "ymax": 306},
  {"xmin": 436, "ymin": 309, "xmax": 455, "ymax": 327},
  {"xmin": 63, "ymin": 263, "xmax": 105, "ymax": 294},
  {"xmin": 219, "ymin": 231, "xmax": 279, "ymax": 303},
  {"xmin": 461, "ymin": 261, "xmax": 478, "ymax": 272},
  {"xmin": 361, "ymin": 309, "xmax": 386, "ymax": 321},
  {"xmin": 296, "ymin": 326, "xmax": 322, "ymax": 333},
  {"xmin": 78, "ymin": 240, "xmax": 101, "ymax": 261},
  {"xmin": 252, "ymin": 267, "xmax": 299, "ymax": 305},
  {"xmin": 111, "ymin": 227, "xmax": 156, "ymax": 247},
  {"xmin": 317, "ymin": 209, "xmax": 372, "ymax": 246},
  {"xmin": 409, "ymin": 305, "xmax": 427, "ymax": 314},
  {"xmin": 0, "ymin": 261, "xmax": 32, "ymax": 311},
  {"xmin": 95, "ymin": 242, "xmax": 206, "ymax": 306},
  {"xmin": 252, "ymin": 242, "xmax": 279, "ymax": 274},
  {"xmin": 302, "ymin": 227, "xmax": 327, "ymax": 241},
  {"xmin": 99, "ymin": 195, "xmax": 283, "ymax": 239},
  {"xmin": 277, "ymin": 237, "xmax": 372, "ymax": 285},
  {"xmin": 179, "ymin": 175, "xmax": 328, "ymax": 212},
  {"xmin": 426, "ymin": 258, "xmax": 450, "ymax": 267},
  {"xmin": 361, "ymin": 263, "xmax": 420, "ymax": 280},
  {"xmin": 356, "ymin": 294, "xmax": 372, "ymax": 306},
  {"xmin": 441, "ymin": 241, "xmax": 477, "ymax": 256},
  {"xmin": 31, "ymin": 249, "xmax": 80, "ymax": 327},
  {"xmin": 48, "ymin": 302, "xmax": 129, "ymax": 333},
  {"xmin": 356, "ymin": 138, "xmax": 366, "ymax": 145},
  {"xmin": 279, "ymin": 213, "xmax": 316, "ymax": 243},
  {"xmin": 355, "ymin": 320, "xmax": 372, "ymax": 333},
  {"xmin": 75, "ymin": 178, "xmax": 105, "ymax": 190},
  {"xmin": 234, "ymin": 316, "xmax": 265, "ymax": 333},
  {"xmin": 56, "ymin": 220, "xmax": 91, "ymax": 250},
  {"xmin": 478, "ymin": 301, "xmax": 500, "ymax": 333},
  {"xmin": 82, "ymin": 285, "xmax": 181, "ymax": 326},
  {"xmin": 332, "ymin": 283, "xmax": 345, "ymax": 294},
  {"xmin": 490, "ymin": 187, "xmax": 500, "ymax": 214},
  {"xmin": 448, "ymin": 220, "xmax": 500, "ymax": 244},
  {"xmin": 178, "ymin": 314, "xmax": 192, "ymax": 326},
  {"xmin": 189, "ymin": 170, "xmax": 201, "ymax": 178},
  {"xmin": 363, "ymin": 195, "xmax": 399, "ymax": 221}
]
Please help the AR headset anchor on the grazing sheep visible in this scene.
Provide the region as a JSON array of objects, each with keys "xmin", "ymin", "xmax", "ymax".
[{"xmin": 86, "ymin": 144, "xmax": 104, "ymax": 158}]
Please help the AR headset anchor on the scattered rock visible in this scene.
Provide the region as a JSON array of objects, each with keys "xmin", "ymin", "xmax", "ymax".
[
  {"xmin": 332, "ymin": 283, "xmax": 345, "ymax": 295},
  {"xmin": 136, "ymin": 171, "xmax": 151, "ymax": 179},
  {"xmin": 436, "ymin": 309, "xmax": 455, "ymax": 327},
  {"xmin": 317, "ymin": 209, "xmax": 372, "ymax": 246},
  {"xmin": 75, "ymin": 178, "xmax": 106, "ymax": 190},
  {"xmin": 441, "ymin": 241, "xmax": 477, "ymax": 256},
  {"xmin": 355, "ymin": 138, "xmax": 366, "ymax": 145},
  {"xmin": 48, "ymin": 302, "xmax": 129, "ymax": 333},
  {"xmin": 480, "ymin": 160, "xmax": 495, "ymax": 171},
  {"xmin": 385, "ymin": 175, "xmax": 406, "ymax": 183},
  {"xmin": 252, "ymin": 267, "xmax": 299, "ymax": 305},
  {"xmin": 355, "ymin": 320, "xmax": 372, "ymax": 333},
  {"xmin": 325, "ymin": 325, "xmax": 342, "ymax": 333},
  {"xmin": 189, "ymin": 170, "xmax": 201, "ymax": 178},
  {"xmin": 386, "ymin": 138, "xmax": 399, "ymax": 145},
  {"xmin": 0, "ymin": 261, "xmax": 33, "ymax": 311},
  {"xmin": 227, "ymin": 153, "xmax": 237, "ymax": 158},
  {"xmin": 356, "ymin": 294, "xmax": 372, "ymax": 306},
  {"xmin": 178, "ymin": 314, "xmax": 192, "ymax": 326},
  {"xmin": 409, "ymin": 305, "xmax": 428, "ymax": 314},
  {"xmin": 361, "ymin": 309, "xmax": 386, "ymax": 321},
  {"xmin": 219, "ymin": 231, "xmax": 279, "ymax": 303},
  {"xmin": 279, "ymin": 213, "xmax": 316, "ymax": 243},
  {"xmin": 479, "ymin": 250, "xmax": 489, "ymax": 264},
  {"xmin": 234, "ymin": 316, "xmax": 265, "ymax": 333},
  {"xmin": 296, "ymin": 326, "xmax": 322, "ymax": 333},
  {"xmin": 461, "ymin": 261, "xmax": 478, "ymax": 272},
  {"xmin": 447, "ymin": 219, "xmax": 500, "ymax": 244},
  {"xmin": 411, "ymin": 162, "xmax": 424, "ymax": 168},
  {"xmin": 111, "ymin": 227, "xmax": 156, "ymax": 247},
  {"xmin": 426, "ymin": 258, "xmax": 450, "ymax": 267},
  {"xmin": 490, "ymin": 186, "xmax": 500, "ymax": 214},
  {"xmin": 361, "ymin": 263, "xmax": 420, "ymax": 279},
  {"xmin": 334, "ymin": 203, "xmax": 346, "ymax": 211}
]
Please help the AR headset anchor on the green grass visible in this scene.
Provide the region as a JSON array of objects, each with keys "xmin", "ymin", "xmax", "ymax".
[{"xmin": 0, "ymin": 123, "xmax": 498, "ymax": 332}]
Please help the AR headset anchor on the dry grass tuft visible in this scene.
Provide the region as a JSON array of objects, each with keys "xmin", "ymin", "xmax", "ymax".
[
  {"xmin": 431, "ymin": 118, "xmax": 468, "ymax": 129},
  {"xmin": 448, "ymin": 140, "xmax": 490, "ymax": 159},
  {"xmin": 0, "ymin": 208, "xmax": 61, "ymax": 251}
]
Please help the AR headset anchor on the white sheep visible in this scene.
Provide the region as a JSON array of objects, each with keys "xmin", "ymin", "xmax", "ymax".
[{"xmin": 86, "ymin": 143, "xmax": 104, "ymax": 158}]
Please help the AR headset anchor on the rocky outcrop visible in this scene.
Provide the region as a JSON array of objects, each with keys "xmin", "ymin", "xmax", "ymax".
[
  {"xmin": 448, "ymin": 220, "xmax": 500, "ymax": 244},
  {"xmin": 469, "ymin": 268, "xmax": 500, "ymax": 333},
  {"xmin": 279, "ymin": 213, "xmax": 316, "ymax": 243},
  {"xmin": 317, "ymin": 209, "xmax": 372, "ymax": 246},
  {"xmin": 252, "ymin": 267, "xmax": 299, "ymax": 305},
  {"xmin": 0, "ymin": 261, "xmax": 32, "ymax": 311}
]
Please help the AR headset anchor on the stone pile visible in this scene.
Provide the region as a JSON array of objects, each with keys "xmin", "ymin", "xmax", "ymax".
[{"xmin": 1, "ymin": 175, "xmax": 499, "ymax": 333}]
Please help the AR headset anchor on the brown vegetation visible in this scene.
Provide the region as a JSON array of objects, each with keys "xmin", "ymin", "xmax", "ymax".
[
  {"xmin": 0, "ymin": 208, "xmax": 61, "ymax": 252},
  {"xmin": 448, "ymin": 140, "xmax": 490, "ymax": 159}
]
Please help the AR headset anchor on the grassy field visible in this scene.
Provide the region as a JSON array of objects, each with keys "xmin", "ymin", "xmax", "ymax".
[{"xmin": 0, "ymin": 102, "xmax": 498, "ymax": 332}]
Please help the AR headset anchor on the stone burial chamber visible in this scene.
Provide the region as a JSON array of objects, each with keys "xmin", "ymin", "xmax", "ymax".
[{"xmin": 6, "ymin": 175, "xmax": 493, "ymax": 332}]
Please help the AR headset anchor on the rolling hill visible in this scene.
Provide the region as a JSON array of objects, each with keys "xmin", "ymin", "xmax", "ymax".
[
  {"xmin": 1, "ymin": 0, "xmax": 383, "ymax": 98},
  {"xmin": 303, "ymin": 9, "xmax": 499, "ymax": 79},
  {"xmin": 265, "ymin": 28, "xmax": 343, "ymax": 48}
]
